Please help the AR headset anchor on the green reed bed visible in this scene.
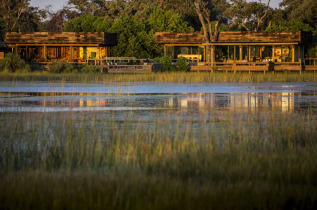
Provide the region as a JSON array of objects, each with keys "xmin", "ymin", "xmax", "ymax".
[
  {"xmin": 0, "ymin": 110, "xmax": 317, "ymax": 209},
  {"xmin": 1, "ymin": 71, "xmax": 317, "ymax": 83}
]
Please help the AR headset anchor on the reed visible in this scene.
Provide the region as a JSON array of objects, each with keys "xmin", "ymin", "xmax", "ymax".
[
  {"xmin": 1, "ymin": 71, "xmax": 317, "ymax": 83},
  {"xmin": 0, "ymin": 110, "xmax": 316, "ymax": 209}
]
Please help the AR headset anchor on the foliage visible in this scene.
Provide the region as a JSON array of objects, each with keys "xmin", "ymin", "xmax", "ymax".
[
  {"xmin": 0, "ymin": 53, "xmax": 30, "ymax": 73},
  {"xmin": 64, "ymin": 15, "xmax": 112, "ymax": 32},
  {"xmin": 63, "ymin": 8, "xmax": 193, "ymax": 59},
  {"xmin": 147, "ymin": 8, "xmax": 194, "ymax": 33},
  {"xmin": 280, "ymin": 0, "xmax": 317, "ymax": 26},
  {"xmin": 266, "ymin": 18, "xmax": 315, "ymax": 32},
  {"xmin": 308, "ymin": 46, "xmax": 317, "ymax": 58},
  {"xmin": 0, "ymin": 0, "xmax": 316, "ymax": 60},
  {"xmin": 154, "ymin": 56, "xmax": 173, "ymax": 71},
  {"xmin": 80, "ymin": 64, "xmax": 100, "ymax": 73},
  {"xmin": 0, "ymin": 0, "xmax": 45, "ymax": 37},
  {"xmin": 225, "ymin": 0, "xmax": 272, "ymax": 32},
  {"xmin": 176, "ymin": 57, "xmax": 189, "ymax": 71},
  {"xmin": 48, "ymin": 61, "xmax": 77, "ymax": 73}
]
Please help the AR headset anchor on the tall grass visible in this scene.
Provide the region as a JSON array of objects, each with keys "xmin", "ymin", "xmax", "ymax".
[
  {"xmin": 0, "ymin": 110, "xmax": 317, "ymax": 209},
  {"xmin": 1, "ymin": 71, "xmax": 317, "ymax": 83}
]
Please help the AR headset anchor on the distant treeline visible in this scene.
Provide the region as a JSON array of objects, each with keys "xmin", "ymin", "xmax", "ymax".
[{"xmin": 0, "ymin": 0, "xmax": 317, "ymax": 58}]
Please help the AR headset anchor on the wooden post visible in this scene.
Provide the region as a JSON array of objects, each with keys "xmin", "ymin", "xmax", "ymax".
[
  {"xmin": 26, "ymin": 46, "xmax": 29, "ymax": 60},
  {"xmin": 43, "ymin": 45, "xmax": 47, "ymax": 62},
  {"xmin": 164, "ymin": 45, "xmax": 167, "ymax": 57},
  {"xmin": 239, "ymin": 46, "xmax": 243, "ymax": 61},
  {"xmin": 292, "ymin": 45, "xmax": 295, "ymax": 62},
  {"xmin": 272, "ymin": 46, "xmax": 275, "ymax": 62},
  {"xmin": 15, "ymin": 45, "xmax": 19, "ymax": 56},
  {"xmin": 70, "ymin": 46, "xmax": 74, "ymax": 62},
  {"xmin": 248, "ymin": 46, "xmax": 251, "ymax": 61},
  {"xmin": 233, "ymin": 46, "xmax": 237, "ymax": 61},
  {"xmin": 106, "ymin": 47, "xmax": 109, "ymax": 57},
  {"xmin": 210, "ymin": 45, "xmax": 215, "ymax": 64}
]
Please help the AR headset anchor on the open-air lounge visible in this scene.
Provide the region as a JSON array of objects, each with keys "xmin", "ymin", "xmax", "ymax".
[
  {"xmin": 155, "ymin": 31, "xmax": 317, "ymax": 72},
  {"xmin": 4, "ymin": 32, "xmax": 117, "ymax": 64}
]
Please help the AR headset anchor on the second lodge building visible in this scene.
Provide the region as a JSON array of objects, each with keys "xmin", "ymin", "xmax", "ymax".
[{"xmin": 155, "ymin": 31, "xmax": 315, "ymax": 71}]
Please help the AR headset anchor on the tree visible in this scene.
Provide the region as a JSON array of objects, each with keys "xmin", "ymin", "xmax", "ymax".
[
  {"xmin": 225, "ymin": 0, "xmax": 271, "ymax": 32},
  {"xmin": 45, "ymin": 7, "xmax": 70, "ymax": 32},
  {"xmin": 67, "ymin": 0, "xmax": 100, "ymax": 16},
  {"xmin": 147, "ymin": 8, "xmax": 194, "ymax": 33},
  {"xmin": 63, "ymin": 7, "xmax": 193, "ymax": 58},
  {"xmin": 280, "ymin": 0, "xmax": 317, "ymax": 27},
  {"xmin": 193, "ymin": 0, "xmax": 229, "ymax": 62},
  {"xmin": 64, "ymin": 15, "xmax": 111, "ymax": 32},
  {"xmin": 0, "ymin": 0, "xmax": 45, "ymax": 38},
  {"xmin": 0, "ymin": 0, "xmax": 29, "ymax": 32},
  {"xmin": 266, "ymin": 18, "xmax": 314, "ymax": 32}
]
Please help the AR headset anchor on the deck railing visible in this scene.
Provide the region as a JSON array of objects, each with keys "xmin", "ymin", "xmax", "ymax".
[
  {"xmin": 87, "ymin": 58, "xmax": 150, "ymax": 66},
  {"xmin": 303, "ymin": 59, "xmax": 317, "ymax": 71},
  {"xmin": 303, "ymin": 58, "xmax": 317, "ymax": 66},
  {"xmin": 190, "ymin": 61, "xmax": 306, "ymax": 72},
  {"xmin": 102, "ymin": 64, "xmax": 153, "ymax": 73}
]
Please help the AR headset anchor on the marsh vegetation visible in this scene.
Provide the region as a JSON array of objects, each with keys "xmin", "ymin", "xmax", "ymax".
[
  {"xmin": 1, "ymin": 71, "xmax": 317, "ymax": 83},
  {"xmin": 1, "ymin": 82, "xmax": 317, "ymax": 209},
  {"xmin": 0, "ymin": 110, "xmax": 317, "ymax": 209}
]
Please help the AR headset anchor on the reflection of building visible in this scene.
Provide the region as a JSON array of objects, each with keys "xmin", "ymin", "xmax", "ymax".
[{"xmin": 166, "ymin": 93, "xmax": 297, "ymax": 112}]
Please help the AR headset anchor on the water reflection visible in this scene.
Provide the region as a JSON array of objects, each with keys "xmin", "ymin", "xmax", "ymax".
[
  {"xmin": 1, "ymin": 91, "xmax": 316, "ymax": 113},
  {"xmin": 174, "ymin": 93, "xmax": 298, "ymax": 112}
]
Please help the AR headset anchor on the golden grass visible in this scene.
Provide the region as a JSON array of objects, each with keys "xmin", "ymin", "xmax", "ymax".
[
  {"xmin": 1, "ymin": 71, "xmax": 317, "ymax": 83},
  {"xmin": 0, "ymin": 110, "xmax": 317, "ymax": 209}
]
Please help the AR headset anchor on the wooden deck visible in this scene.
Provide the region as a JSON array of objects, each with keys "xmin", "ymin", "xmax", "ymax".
[{"xmin": 190, "ymin": 61, "xmax": 317, "ymax": 72}]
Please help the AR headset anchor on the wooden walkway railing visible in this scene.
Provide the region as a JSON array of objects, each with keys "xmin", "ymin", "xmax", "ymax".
[
  {"xmin": 191, "ymin": 62, "xmax": 274, "ymax": 72},
  {"xmin": 101, "ymin": 64, "xmax": 153, "ymax": 74},
  {"xmin": 190, "ymin": 60, "xmax": 317, "ymax": 72},
  {"xmin": 87, "ymin": 57, "xmax": 149, "ymax": 66},
  {"xmin": 303, "ymin": 59, "xmax": 317, "ymax": 71}
]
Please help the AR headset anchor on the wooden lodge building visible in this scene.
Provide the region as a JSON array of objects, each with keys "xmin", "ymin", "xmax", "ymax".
[
  {"xmin": 0, "ymin": 31, "xmax": 316, "ymax": 72},
  {"xmin": 1, "ymin": 32, "xmax": 117, "ymax": 64},
  {"xmin": 155, "ymin": 31, "xmax": 317, "ymax": 72}
]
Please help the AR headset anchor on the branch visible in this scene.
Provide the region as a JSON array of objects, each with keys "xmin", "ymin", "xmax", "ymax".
[
  {"xmin": 241, "ymin": 19, "xmax": 250, "ymax": 31},
  {"xmin": 256, "ymin": 0, "xmax": 271, "ymax": 32},
  {"xmin": 194, "ymin": 0, "xmax": 209, "ymax": 42},
  {"xmin": 201, "ymin": 2, "xmax": 213, "ymax": 42}
]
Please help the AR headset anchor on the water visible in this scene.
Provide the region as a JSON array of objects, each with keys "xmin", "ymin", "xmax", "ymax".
[
  {"xmin": 1, "ymin": 81, "xmax": 317, "ymax": 147},
  {"xmin": 1, "ymin": 82, "xmax": 317, "ymax": 113}
]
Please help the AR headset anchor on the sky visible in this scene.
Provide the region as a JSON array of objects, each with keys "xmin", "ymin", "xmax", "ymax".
[{"xmin": 30, "ymin": 0, "xmax": 283, "ymax": 12}]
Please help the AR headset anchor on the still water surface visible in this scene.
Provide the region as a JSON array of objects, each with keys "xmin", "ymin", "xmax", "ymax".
[{"xmin": 0, "ymin": 82, "xmax": 317, "ymax": 113}]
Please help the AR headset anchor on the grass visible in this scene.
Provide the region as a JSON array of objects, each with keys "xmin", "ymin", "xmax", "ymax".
[
  {"xmin": 0, "ymin": 110, "xmax": 317, "ymax": 209},
  {"xmin": 1, "ymin": 71, "xmax": 317, "ymax": 83}
]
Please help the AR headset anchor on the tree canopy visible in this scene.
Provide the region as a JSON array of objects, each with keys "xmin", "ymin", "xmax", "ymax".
[{"xmin": 0, "ymin": 0, "xmax": 316, "ymax": 57}]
